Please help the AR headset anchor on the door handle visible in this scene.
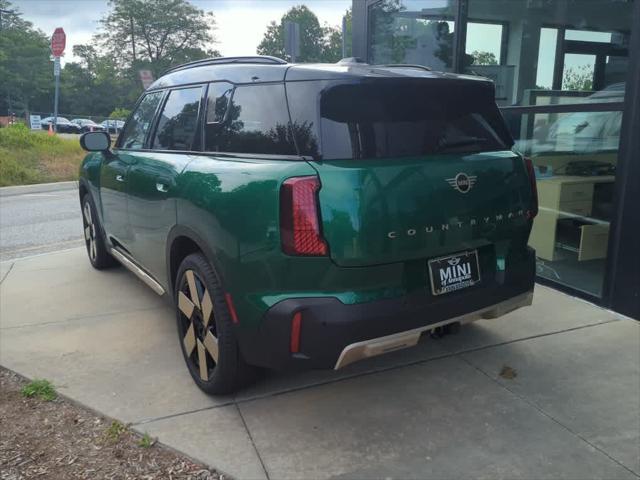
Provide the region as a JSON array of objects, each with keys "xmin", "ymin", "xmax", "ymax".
[
  {"xmin": 115, "ymin": 174, "xmax": 125, "ymax": 182},
  {"xmin": 156, "ymin": 182, "xmax": 169, "ymax": 193}
]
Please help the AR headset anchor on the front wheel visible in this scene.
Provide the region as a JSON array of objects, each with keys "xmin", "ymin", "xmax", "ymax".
[
  {"xmin": 175, "ymin": 253, "xmax": 258, "ymax": 395},
  {"xmin": 81, "ymin": 194, "xmax": 117, "ymax": 269}
]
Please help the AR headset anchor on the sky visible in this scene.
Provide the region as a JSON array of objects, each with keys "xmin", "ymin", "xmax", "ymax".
[
  {"xmin": 13, "ymin": 0, "xmax": 600, "ymax": 88},
  {"xmin": 13, "ymin": 0, "xmax": 351, "ymax": 62}
]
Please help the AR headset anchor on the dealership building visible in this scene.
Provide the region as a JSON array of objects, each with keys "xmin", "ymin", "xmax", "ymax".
[{"xmin": 350, "ymin": 0, "xmax": 639, "ymax": 318}]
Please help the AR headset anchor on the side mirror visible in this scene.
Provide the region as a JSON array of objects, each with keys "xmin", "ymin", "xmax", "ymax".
[{"xmin": 80, "ymin": 131, "xmax": 111, "ymax": 152}]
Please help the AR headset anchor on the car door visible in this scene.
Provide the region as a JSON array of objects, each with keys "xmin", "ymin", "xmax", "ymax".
[
  {"xmin": 126, "ymin": 85, "xmax": 205, "ymax": 285},
  {"xmin": 100, "ymin": 91, "xmax": 164, "ymax": 250}
]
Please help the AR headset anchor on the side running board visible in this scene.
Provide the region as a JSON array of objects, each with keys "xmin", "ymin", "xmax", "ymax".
[{"xmin": 109, "ymin": 247, "xmax": 165, "ymax": 296}]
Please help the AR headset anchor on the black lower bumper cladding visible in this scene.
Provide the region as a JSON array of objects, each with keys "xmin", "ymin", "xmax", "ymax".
[{"xmin": 239, "ymin": 249, "xmax": 535, "ymax": 371}]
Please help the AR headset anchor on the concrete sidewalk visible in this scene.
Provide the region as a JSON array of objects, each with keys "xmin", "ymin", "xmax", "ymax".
[{"xmin": 1, "ymin": 248, "xmax": 638, "ymax": 479}]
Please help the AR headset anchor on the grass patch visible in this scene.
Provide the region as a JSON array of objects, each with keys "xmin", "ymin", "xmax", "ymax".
[
  {"xmin": 20, "ymin": 379, "xmax": 57, "ymax": 401},
  {"xmin": 0, "ymin": 123, "xmax": 85, "ymax": 186},
  {"xmin": 138, "ymin": 432, "xmax": 156, "ymax": 448},
  {"xmin": 104, "ymin": 420, "xmax": 129, "ymax": 442}
]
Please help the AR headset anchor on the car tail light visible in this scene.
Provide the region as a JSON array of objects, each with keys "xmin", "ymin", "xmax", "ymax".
[
  {"xmin": 280, "ymin": 176, "xmax": 328, "ymax": 256},
  {"xmin": 524, "ymin": 157, "xmax": 538, "ymax": 219},
  {"xmin": 290, "ymin": 311, "xmax": 302, "ymax": 353}
]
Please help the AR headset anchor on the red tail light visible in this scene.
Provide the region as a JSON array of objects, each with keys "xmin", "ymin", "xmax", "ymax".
[
  {"xmin": 524, "ymin": 157, "xmax": 538, "ymax": 218},
  {"xmin": 280, "ymin": 176, "xmax": 328, "ymax": 256}
]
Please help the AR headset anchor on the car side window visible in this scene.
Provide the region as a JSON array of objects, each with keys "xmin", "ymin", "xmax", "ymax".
[
  {"xmin": 152, "ymin": 86, "xmax": 203, "ymax": 151},
  {"xmin": 206, "ymin": 82, "xmax": 233, "ymax": 124},
  {"xmin": 205, "ymin": 83, "xmax": 296, "ymax": 155},
  {"xmin": 119, "ymin": 92, "xmax": 164, "ymax": 149}
]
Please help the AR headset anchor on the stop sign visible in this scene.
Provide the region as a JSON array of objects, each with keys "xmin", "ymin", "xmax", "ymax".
[{"xmin": 51, "ymin": 27, "xmax": 66, "ymax": 57}]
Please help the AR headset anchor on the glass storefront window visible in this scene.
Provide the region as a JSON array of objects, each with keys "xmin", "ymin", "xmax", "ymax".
[
  {"xmin": 368, "ymin": 0, "xmax": 457, "ymax": 70},
  {"xmin": 463, "ymin": 0, "xmax": 633, "ymax": 298},
  {"xmin": 365, "ymin": 0, "xmax": 635, "ymax": 299},
  {"xmin": 466, "ymin": 22, "xmax": 503, "ymax": 66}
]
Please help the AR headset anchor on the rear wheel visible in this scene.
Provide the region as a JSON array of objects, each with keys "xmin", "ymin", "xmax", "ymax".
[
  {"xmin": 175, "ymin": 253, "xmax": 257, "ymax": 395},
  {"xmin": 81, "ymin": 194, "xmax": 117, "ymax": 269}
]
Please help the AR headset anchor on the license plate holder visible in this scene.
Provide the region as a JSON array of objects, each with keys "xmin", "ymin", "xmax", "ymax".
[{"xmin": 428, "ymin": 250, "xmax": 481, "ymax": 296}]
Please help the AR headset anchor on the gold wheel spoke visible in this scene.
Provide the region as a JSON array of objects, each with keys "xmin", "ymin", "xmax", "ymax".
[
  {"xmin": 83, "ymin": 204, "xmax": 92, "ymax": 224},
  {"xmin": 186, "ymin": 270, "xmax": 201, "ymax": 309},
  {"xmin": 197, "ymin": 339, "xmax": 208, "ymax": 381},
  {"xmin": 183, "ymin": 321, "xmax": 196, "ymax": 356},
  {"xmin": 203, "ymin": 330, "xmax": 218, "ymax": 363},
  {"xmin": 201, "ymin": 289, "xmax": 213, "ymax": 328},
  {"xmin": 178, "ymin": 291, "xmax": 195, "ymax": 318}
]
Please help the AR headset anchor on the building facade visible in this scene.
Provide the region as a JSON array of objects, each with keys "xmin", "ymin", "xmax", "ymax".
[{"xmin": 351, "ymin": 0, "xmax": 639, "ymax": 318}]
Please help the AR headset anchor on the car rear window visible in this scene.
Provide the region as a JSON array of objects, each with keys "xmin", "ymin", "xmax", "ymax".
[{"xmin": 286, "ymin": 79, "xmax": 512, "ymax": 160}]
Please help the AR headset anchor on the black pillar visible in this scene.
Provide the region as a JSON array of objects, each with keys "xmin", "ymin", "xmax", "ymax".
[{"xmin": 604, "ymin": 0, "xmax": 640, "ymax": 319}]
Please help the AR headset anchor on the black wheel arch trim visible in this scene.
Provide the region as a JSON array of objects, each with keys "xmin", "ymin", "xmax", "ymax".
[{"xmin": 166, "ymin": 225, "xmax": 226, "ymax": 297}]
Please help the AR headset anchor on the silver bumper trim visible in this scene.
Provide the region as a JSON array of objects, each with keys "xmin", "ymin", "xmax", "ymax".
[
  {"xmin": 109, "ymin": 247, "xmax": 165, "ymax": 296},
  {"xmin": 334, "ymin": 290, "xmax": 533, "ymax": 370}
]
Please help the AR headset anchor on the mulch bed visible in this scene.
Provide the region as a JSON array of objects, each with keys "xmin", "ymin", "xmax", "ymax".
[{"xmin": 0, "ymin": 368, "xmax": 226, "ymax": 479}]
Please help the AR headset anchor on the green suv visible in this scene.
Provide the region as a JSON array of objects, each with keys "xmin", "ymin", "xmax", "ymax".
[{"xmin": 79, "ymin": 56, "xmax": 538, "ymax": 394}]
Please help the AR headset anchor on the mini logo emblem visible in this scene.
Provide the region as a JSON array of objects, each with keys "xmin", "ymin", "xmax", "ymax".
[
  {"xmin": 446, "ymin": 173, "xmax": 477, "ymax": 193},
  {"xmin": 447, "ymin": 257, "xmax": 461, "ymax": 266}
]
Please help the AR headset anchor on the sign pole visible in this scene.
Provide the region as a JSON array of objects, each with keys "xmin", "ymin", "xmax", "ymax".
[
  {"xmin": 53, "ymin": 57, "xmax": 60, "ymax": 133},
  {"xmin": 50, "ymin": 27, "xmax": 66, "ymax": 134}
]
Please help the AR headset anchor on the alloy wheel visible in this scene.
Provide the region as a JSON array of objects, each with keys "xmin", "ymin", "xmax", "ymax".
[
  {"xmin": 177, "ymin": 270, "xmax": 218, "ymax": 381},
  {"xmin": 83, "ymin": 201, "xmax": 97, "ymax": 262}
]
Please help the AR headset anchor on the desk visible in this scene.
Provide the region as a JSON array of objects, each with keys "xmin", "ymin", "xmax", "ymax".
[{"xmin": 528, "ymin": 175, "xmax": 614, "ymax": 261}]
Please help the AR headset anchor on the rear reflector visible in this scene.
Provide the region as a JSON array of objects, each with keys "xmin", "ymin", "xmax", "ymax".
[
  {"xmin": 524, "ymin": 157, "xmax": 539, "ymax": 218},
  {"xmin": 280, "ymin": 176, "xmax": 328, "ymax": 256},
  {"xmin": 224, "ymin": 293, "xmax": 239, "ymax": 324},
  {"xmin": 290, "ymin": 311, "xmax": 302, "ymax": 353}
]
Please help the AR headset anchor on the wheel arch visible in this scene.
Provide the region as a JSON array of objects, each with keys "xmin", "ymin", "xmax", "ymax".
[{"xmin": 166, "ymin": 225, "xmax": 225, "ymax": 297}]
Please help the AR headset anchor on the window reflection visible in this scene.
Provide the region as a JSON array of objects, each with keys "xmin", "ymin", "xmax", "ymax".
[
  {"xmin": 120, "ymin": 92, "xmax": 163, "ymax": 149},
  {"xmin": 369, "ymin": 0, "xmax": 458, "ymax": 70},
  {"xmin": 153, "ymin": 87, "xmax": 202, "ymax": 151},
  {"xmin": 204, "ymin": 84, "xmax": 297, "ymax": 156}
]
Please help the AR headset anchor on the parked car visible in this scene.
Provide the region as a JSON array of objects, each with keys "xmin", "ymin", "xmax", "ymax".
[
  {"xmin": 100, "ymin": 119, "xmax": 125, "ymax": 134},
  {"xmin": 71, "ymin": 118, "xmax": 106, "ymax": 133},
  {"xmin": 40, "ymin": 116, "xmax": 81, "ymax": 134},
  {"xmin": 78, "ymin": 56, "xmax": 538, "ymax": 394}
]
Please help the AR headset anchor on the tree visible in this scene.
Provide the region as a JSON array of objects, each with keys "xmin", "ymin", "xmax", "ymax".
[
  {"xmin": 563, "ymin": 65, "xmax": 594, "ymax": 91},
  {"xmin": 257, "ymin": 5, "xmax": 347, "ymax": 63},
  {"xmin": 471, "ymin": 50, "xmax": 498, "ymax": 66},
  {"xmin": 0, "ymin": 0, "xmax": 52, "ymax": 115},
  {"xmin": 96, "ymin": 0, "xmax": 218, "ymax": 75}
]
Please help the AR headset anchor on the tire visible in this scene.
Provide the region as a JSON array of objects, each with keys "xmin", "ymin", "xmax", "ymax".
[
  {"xmin": 81, "ymin": 193, "xmax": 118, "ymax": 270},
  {"xmin": 175, "ymin": 253, "xmax": 258, "ymax": 395}
]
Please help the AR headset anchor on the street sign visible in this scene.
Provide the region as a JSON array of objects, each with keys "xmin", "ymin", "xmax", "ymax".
[
  {"xmin": 139, "ymin": 69, "xmax": 155, "ymax": 89},
  {"xmin": 51, "ymin": 27, "xmax": 66, "ymax": 57},
  {"xmin": 29, "ymin": 115, "xmax": 42, "ymax": 130},
  {"xmin": 284, "ymin": 21, "xmax": 300, "ymax": 62},
  {"xmin": 53, "ymin": 57, "xmax": 61, "ymax": 77}
]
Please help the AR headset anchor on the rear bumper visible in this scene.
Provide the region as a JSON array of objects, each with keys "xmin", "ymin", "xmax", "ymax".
[{"xmin": 239, "ymin": 248, "xmax": 535, "ymax": 371}]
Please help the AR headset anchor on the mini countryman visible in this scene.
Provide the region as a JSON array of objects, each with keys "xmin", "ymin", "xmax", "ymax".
[{"xmin": 78, "ymin": 56, "xmax": 537, "ymax": 394}]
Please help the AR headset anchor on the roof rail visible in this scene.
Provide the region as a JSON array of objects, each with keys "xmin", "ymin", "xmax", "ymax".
[
  {"xmin": 163, "ymin": 56, "xmax": 288, "ymax": 75},
  {"xmin": 378, "ymin": 64, "xmax": 432, "ymax": 71}
]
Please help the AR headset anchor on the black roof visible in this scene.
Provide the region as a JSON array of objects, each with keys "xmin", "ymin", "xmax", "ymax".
[{"xmin": 147, "ymin": 56, "xmax": 492, "ymax": 91}]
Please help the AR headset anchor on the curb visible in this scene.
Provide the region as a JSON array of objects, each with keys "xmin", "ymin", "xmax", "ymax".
[{"xmin": 0, "ymin": 181, "xmax": 78, "ymax": 197}]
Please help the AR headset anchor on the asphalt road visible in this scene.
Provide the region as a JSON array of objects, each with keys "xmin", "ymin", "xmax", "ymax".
[{"xmin": 0, "ymin": 185, "xmax": 84, "ymax": 261}]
